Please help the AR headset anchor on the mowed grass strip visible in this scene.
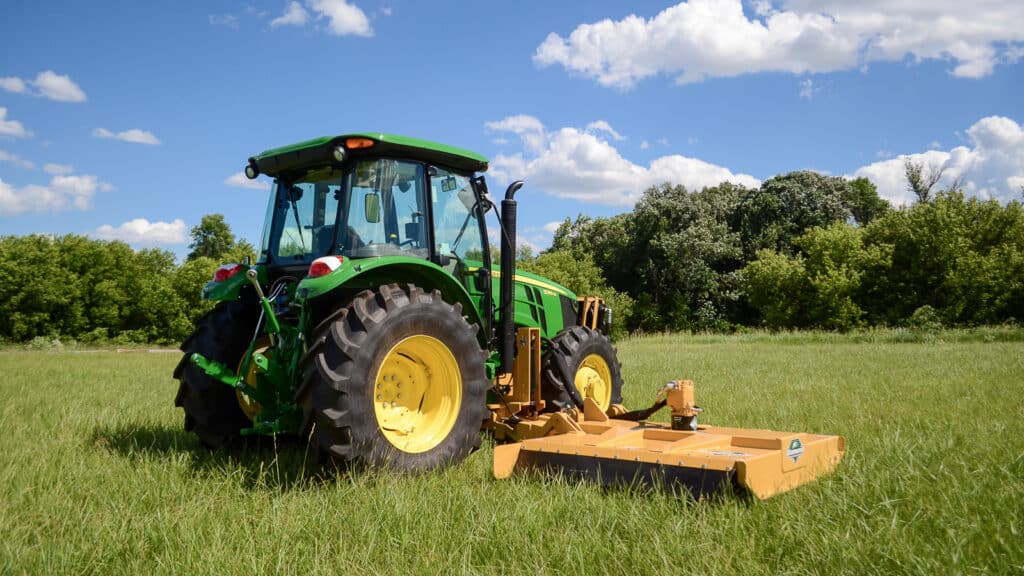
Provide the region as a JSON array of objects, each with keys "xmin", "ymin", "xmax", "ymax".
[{"xmin": 2, "ymin": 336, "xmax": 1022, "ymax": 575}]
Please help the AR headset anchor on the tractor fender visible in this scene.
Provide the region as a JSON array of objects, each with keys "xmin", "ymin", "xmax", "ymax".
[
  {"xmin": 201, "ymin": 264, "xmax": 267, "ymax": 302},
  {"xmin": 296, "ymin": 256, "xmax": 486, "ymax": 345}
]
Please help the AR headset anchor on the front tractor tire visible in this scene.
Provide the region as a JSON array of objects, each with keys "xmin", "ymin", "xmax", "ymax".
[
  {"xmin": 542, "ymin": 326, "xmax": 624, "ymax": 412},
  {"xmin": 173, "ymin": 301, "xmax": 259, "ymax": 449},
  {"xmin": 300, "ymin": 284, "xmax": 490, "ymax": 473}
]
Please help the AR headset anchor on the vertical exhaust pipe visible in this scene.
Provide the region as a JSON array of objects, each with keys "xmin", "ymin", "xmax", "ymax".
[{"xmin": 499, "ymin": 181, "xmax": 524, "ymax": 376}]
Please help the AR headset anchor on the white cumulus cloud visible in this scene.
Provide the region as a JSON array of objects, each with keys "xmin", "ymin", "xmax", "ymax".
[
  {"xmin": 225, "ymin": 172, "xmax": 272, "ymax": 190},
  {"xmin": 308, "ymin": 0, "xmax": 373, "ymax": 37},
  {"xmin": 486, "ymin": 115, "xmax": 759, "ymax": 206},
  {"xmin": 485, "ymin": 115, "xmax": 547, "ymax": 154},
  {"xmin": 272, "ymin": 1, "xmax": 309, "ymax": 27},
  {"xmin": 0, "ymin": 173, "xmax": 112, "ymax": 216},
  {"xmin": 535, "ymin": 0, "xmax": 1024, "ymax": 88},
  {"xmin": 0, "ymin": 71, "xmax": 85, "ymax": 102},
  {"xmin": 0, "ymin": 77, "xmax": 27, "ymax": 94},
  {"xmin": 31, "ymin": 71, "xmax": 87, "ymax": 102},
  {"xmin": 94, "ymin": 218, "xmax": 188, "ymax": 246},
  {"xmin": 542, "ymin": 221, "xmax": 564, "ymax": 234},
  {"xmin": 44, "ymin": 163, "xmax": 74, "ymax": 175},
  {"xmin": 853, "ymin": 115, "xmax": 1024, "ymax": 206},
  {"xmin": 0, "ymin": 149, "xmax": 34, "ymax": 169},
  {"xmin": 0, "ymin": 107, "xmax": 32, "ymax": 138},
  {"xmin": 586, "ymin": 120, "xmax": 625, "ymax": 141},
  {"xmin": 93, "ymin": 127, "xmax": 161, "ymax": 145}
]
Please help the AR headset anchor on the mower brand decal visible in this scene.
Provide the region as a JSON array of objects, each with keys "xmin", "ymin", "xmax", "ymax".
[{"xmin": 786, "ymin": 438, "xmax": 804, "ymax": 463}]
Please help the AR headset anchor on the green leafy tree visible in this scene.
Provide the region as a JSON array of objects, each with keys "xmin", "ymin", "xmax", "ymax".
[
  {"xmin": 843, "ymin": 177, "xmax": 891, "ymax": 225},
  {"xmin": 864, "ymin": 190, "xmax": 1024, "ymax": 325},
  {"xmin": 737, "ymin": 171, "xmax": 852, "ymax": 258},
  {"xmin": 631, "ymin": 183, "xmax": 748, "ymax": 331},
  {"xmin": 742, "ymin": 223, "xmax": 893, "ymax": 330},
  {"xmin": 187, "ymin": 214, "xmax": 237, "ymax": 262},
  {"xmin": 0, "ymin": 235, "xmax": 76, "ymax": 340},
  {"xmin": 741, "ymin": 249, "xmax": 810, "ymax": 328},
  {"xmin": 795, "ymin": 223, "xmax": 892, "ymax": 330}
]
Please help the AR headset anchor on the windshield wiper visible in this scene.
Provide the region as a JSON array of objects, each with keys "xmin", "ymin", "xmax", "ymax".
[{"xmin": 287, "ymin": 185, "xmax": 307, "ymax": 254}]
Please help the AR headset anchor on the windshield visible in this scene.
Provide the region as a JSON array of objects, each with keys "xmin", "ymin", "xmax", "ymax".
[
  {"xmin": 340, "ymin": 159, "xmax": 429, "ymax": 259},
  {"xmin": 262, "ymin": 167, "xmax": 342, "ymax": 264},
  {"xmin": 261, "ymin": 159, "xmax": 477, "ymax": 266}
]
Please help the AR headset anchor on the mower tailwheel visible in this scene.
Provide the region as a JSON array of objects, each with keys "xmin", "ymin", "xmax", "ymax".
[
  {"xmin": 299, "ymin": 284, "xmax": 490, "ymax": 472},
  {"xmin": 542, "ymin": 326, "xmax": 624, "ymax": 412},
  {"xmin": 174, "ymin": 301, "xmax": 259, "ymax": 449}
]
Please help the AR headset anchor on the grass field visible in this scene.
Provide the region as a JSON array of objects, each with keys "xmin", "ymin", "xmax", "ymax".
[{"xmin": 2, "ymin": 334, "xmax": 1022, "ymax": 575}]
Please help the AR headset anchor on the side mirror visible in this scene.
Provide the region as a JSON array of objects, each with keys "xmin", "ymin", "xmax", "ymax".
[
  {"xmin": 458, "ymin": 186, "xmax": 477, "ymax": 213},
  {"xmin": 365, "ymin": 193, "xmax": 380, "ymax": 223}
]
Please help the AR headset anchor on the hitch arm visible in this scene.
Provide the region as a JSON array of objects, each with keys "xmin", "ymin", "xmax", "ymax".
[
  {"xmin": 246, "ymin": 269, "xmax": 280, "ymax": 339},
  {"xmin": 189, "ymin": 352, "xmax": 276, "ymax": 407}
]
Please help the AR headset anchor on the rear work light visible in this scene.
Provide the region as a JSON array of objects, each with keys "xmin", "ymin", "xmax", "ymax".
[
  {"xmin": 308, "ymin": 256, "xmax": 344, "ymax": 278},
  {"xmin": 214, "ymin": 263, "xmax": 244, "ymax": 282}
]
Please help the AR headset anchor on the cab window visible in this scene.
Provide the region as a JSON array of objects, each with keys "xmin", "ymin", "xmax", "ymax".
[{"xmin": 341, "ymin": 159, "xmax": 428, "ymax": 259}]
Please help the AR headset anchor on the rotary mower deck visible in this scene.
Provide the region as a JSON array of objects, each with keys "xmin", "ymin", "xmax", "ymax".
[{"xmin": 493, "ymin": 381, "xmax": 845, "ymax": 499}]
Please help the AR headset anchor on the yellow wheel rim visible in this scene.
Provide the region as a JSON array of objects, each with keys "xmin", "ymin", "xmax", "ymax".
[
  {"xmin": 373, "ymin": 335, "xmax": 462, "ymax": 454},
  {"xmin": 236, "ymin": 339, "xmax": 271, "ymax": 422},
  {"xmin": 575, "ymin": 353, "xmax": 612, "ymax": 411}
]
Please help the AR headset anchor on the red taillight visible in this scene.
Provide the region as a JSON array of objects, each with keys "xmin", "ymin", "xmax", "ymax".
[
  {"xmin": 213, "ymin": 263, "xmax": 243, "ymax": 282},
  {"xmin": 308, "ymin": 256, "xmax": 343, "ymax": 278}
]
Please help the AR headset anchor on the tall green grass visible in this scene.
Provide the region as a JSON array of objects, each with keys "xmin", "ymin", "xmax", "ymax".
[{"xmin": 2, "ymin": 337, "xmax": 1022, "ymax": 575}]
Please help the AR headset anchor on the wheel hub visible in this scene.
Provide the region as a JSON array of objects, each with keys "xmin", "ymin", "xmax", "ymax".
[
  {"xmin": 575, "ymin": 353, "xmax": 612, "ymax": 411},
  {"xmin": 374, "ymin": 335, "xmax": 462, "ymax": 453}
]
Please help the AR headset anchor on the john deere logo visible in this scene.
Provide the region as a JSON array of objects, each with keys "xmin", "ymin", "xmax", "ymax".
[{"xmin": 786, "ymin": 438, "xmax": 804, "ymax": 463}]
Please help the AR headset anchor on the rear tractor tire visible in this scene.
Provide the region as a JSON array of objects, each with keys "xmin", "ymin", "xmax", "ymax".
[
  {"xmin": 173, "ymin": 301, "xmax": 259, "ymax": 449},
  {"xmin": 541, "ymin": 326, "xmax": 624, "ymax": 413},
  {"xmin": 299, "ymin": 284, "xmax": 490, "ymax": 473}
]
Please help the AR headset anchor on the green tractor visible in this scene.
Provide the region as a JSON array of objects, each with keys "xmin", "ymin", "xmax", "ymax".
[{"xmin": 174, "ymin": 133, "xmax": 624, "ymax": 472}]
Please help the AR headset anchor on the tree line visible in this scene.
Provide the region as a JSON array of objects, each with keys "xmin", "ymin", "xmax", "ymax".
[
  {"xmin": 521, "ymin": 167, "xmax": 1023, "ymax": 335},
  {"xmin": 0, "ymin": 215, "xmax": 252, "ymax": 344},
  {"xmin": 1, "ymin": 168, "xmax": 1021, "ymax": 344}
]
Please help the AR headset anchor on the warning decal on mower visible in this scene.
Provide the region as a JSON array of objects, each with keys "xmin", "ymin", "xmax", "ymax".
[{"xmin": 786, "ymin": 438, "xmax": 804, "ymax": 463}]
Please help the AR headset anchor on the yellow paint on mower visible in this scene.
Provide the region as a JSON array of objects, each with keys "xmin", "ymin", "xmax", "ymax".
[{"xmin": 493, "ymin": 382, "xmax": 845, "ymax": 499}]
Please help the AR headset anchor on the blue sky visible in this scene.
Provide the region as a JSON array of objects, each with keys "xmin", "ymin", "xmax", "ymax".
[{"xmin": 2, "ymin": 0, "xmax": 1022, "ymax": 257}]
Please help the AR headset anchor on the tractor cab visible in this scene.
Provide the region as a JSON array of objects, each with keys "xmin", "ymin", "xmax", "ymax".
[{"xmin": 253, "ymin": 135, "xmax": 491, "ymax": 276}]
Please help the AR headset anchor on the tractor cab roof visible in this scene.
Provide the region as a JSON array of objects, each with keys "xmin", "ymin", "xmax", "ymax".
[{"xmin": 249, "ymin": 133, "xmax": 489, "ymax": 180}]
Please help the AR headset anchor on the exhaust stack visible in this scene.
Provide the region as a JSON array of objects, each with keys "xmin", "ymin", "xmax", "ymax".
[{"xmin": 499, "ymin": 181, "xmax": 524, "ymax": 376}]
